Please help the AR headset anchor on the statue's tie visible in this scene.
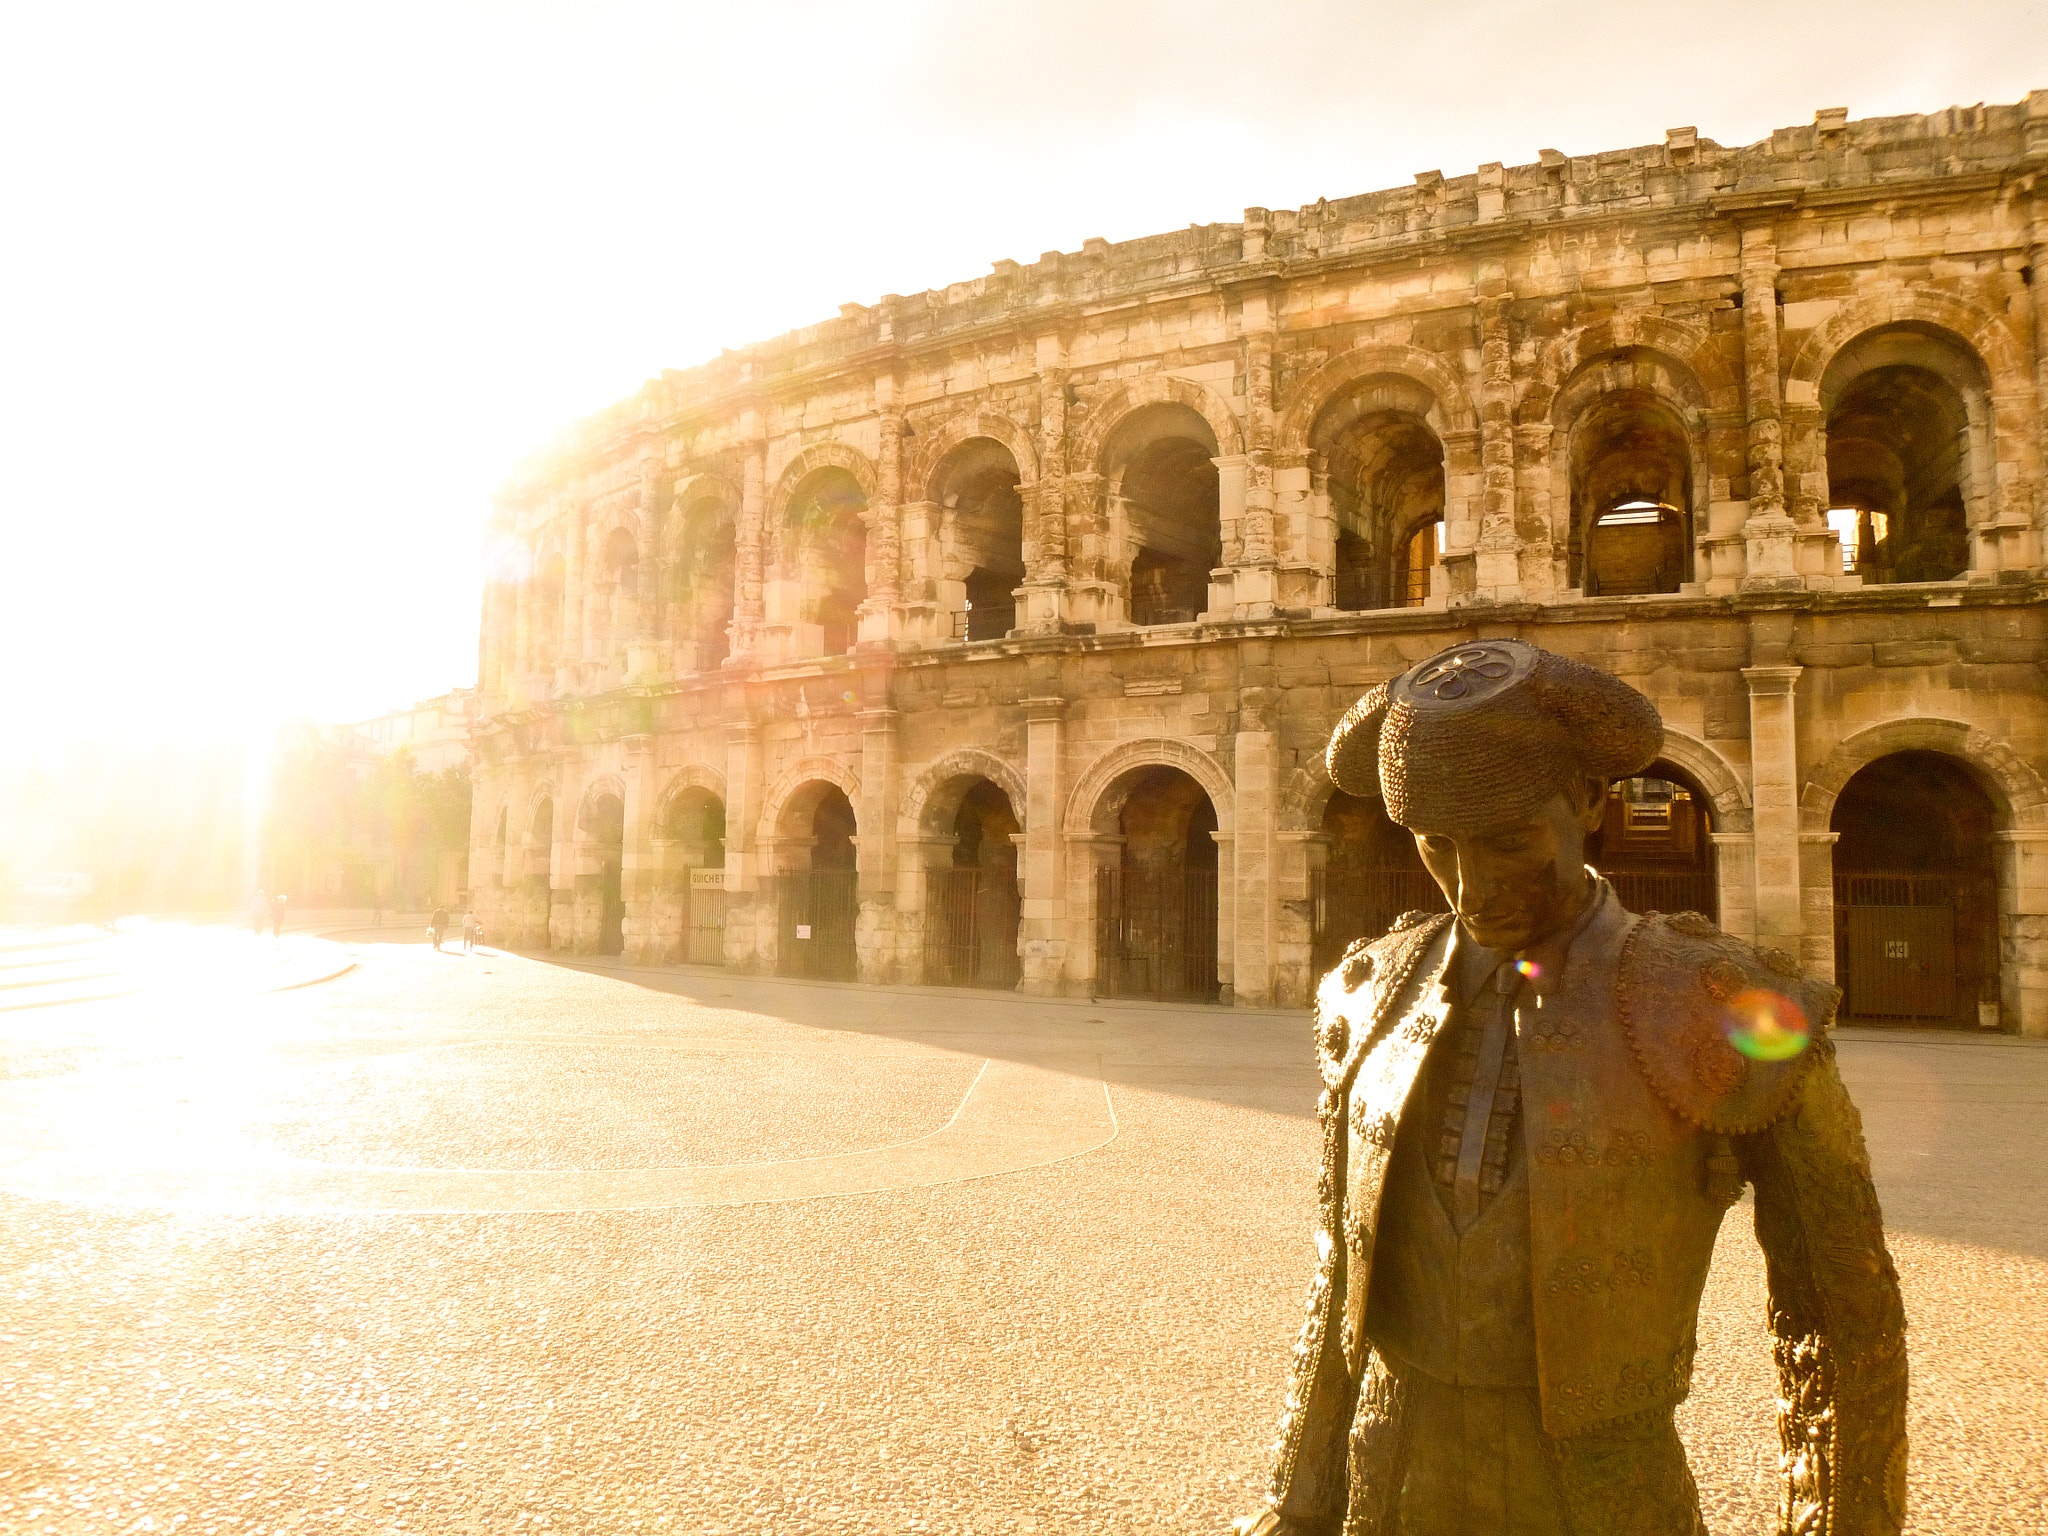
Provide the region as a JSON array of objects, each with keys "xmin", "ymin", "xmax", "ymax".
[{"xmin": 1452, "ymin": 962, "xmax": 1519, "ymax": 1234}]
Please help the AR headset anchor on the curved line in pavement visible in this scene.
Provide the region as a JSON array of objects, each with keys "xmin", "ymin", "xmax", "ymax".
[{"xmin": 0, "ymin": 1055, "xmax": 1116, "ymax": 1216}]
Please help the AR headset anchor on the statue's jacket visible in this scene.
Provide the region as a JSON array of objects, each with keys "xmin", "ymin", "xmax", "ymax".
[{"xmin": 1266, "ymin": 892, "xmax": 1908, "ymax": 1535}]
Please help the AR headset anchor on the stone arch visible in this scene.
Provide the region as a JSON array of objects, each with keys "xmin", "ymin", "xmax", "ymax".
[
  {"xmin": 766, "ymin": 441, "xmax": 880, "ymax": 525},
  {"xmin": 1278, "ymin": 341, "xmax": 1479, "ymax": 447},
  {"xmin": 1280, "ymin": 760, "xmax": 1343, "ymax": 834},
  {"xmin": 1652, "ymin": 727, "xmax": 1753, "ymax": 833},
  {"xmin": 655, "ymin": 763, "xmax": 729, "ymax": 823},
  {"xmin": 1786, "ymin": 289, "xmax": 2029, "ymax": 399},
  {"xmin": 667, "ymin": 472, "xmax": 742, "ymax": 553},
  {"xmin": 909, "ymin": 411, "xmax": 1041, "ymax": 496},
  {"xmin": 1072, "ymin": 374, "xmax": 1245, "ymax": 473},
  {"xmin": 900, "ymin": 748, "xmax": 1028, "ymax": 838},
  {"xmin": 1800, "ymin": 718, "xmax": 2048, "ymax": 833},
  {"xmin": 576, "ymin": 776, "xmax": 628, "ymax": 837},
  {"xmin": 759, "ymin": 755, "xmax": 863, "ymax": 844},
  {"xmin": 1524, "ymin": 313, "xmax": 1736, "ymax": 423},
  {"xmin": 1065, "ymin": 737, "xmax": 1236, "ymax": 838}
]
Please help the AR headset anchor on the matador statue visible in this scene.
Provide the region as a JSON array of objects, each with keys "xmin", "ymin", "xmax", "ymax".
[{"xmin": 1232, "ymin": 639, "xmax": 1907, "ymax": 1536}]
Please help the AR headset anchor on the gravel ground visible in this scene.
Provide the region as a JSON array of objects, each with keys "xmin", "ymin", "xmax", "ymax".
[{"xmin": 0, "ymin": 939, "xmax": 2042, "ymax": 1533}]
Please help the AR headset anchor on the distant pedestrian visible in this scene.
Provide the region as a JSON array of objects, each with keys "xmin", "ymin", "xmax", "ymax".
[
  {"xmin": 269, "ymin": 892, "xmax": 288, "ymax": 938},
  {"xmin": 461, "ymin": 911, "xmax": 478, "ymax": 953},
  {"xmin": 429, "ymin": 905, "xmax": 449, "ymax": 951},
  {"xmin": 251, "ymin": 889, "xmax": 269, "ymax": 937}
]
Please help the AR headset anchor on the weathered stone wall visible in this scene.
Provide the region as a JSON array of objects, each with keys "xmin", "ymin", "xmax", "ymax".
[{"xmin": 471, "ymin": 96, "xmax": 2048, "ymax": 1034}]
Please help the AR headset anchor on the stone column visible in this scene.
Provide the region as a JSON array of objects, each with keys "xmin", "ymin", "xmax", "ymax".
[
  {"xmin": 1473, "ymin": 279, "xmax": 1525, "ymax": 601},
  {"xmin": 724, "ymin": 714, "xmax": 766, "ymax": 971},
  {"xmin": 1709, "ymin": 831, "xmax": 1758, "ymax": 945},
  {"xmin": 1992, "ymin": 829, "xmax": 2048, "ymax": 1036},
  {"xmin": 1018, "ymin": 696, "xmax": 1068, "ymax": 993},
  {"xmin": 1212, "ymin": 294, "xmax": 1277, "ymax": 620},
  {"xmin": 1210, "ymin": 830, "xmax": 1236, "ymax": 1004},
  {"xmin": 547, "ymin": 759, "xmax": 577, "ymax": 952},
  {"xmin": 865, "ymin": 381, "xmax": 903, "ymax": 644},
  {"xmin": 1017, "ymin": 335, "xmax": 1072, "ymax": 634},
  {"xmin": 2028, "ymin": 187, "xmax": 2048, "ymax": 571},
  {"xmin": 856, "ymin": 703, "xmax": 900, "ymax": 982},
  {"xmin": 732, "ymin": 431, "xmax": 767, "ymax": 658},
  {"xmin": 1230, "ymin": 688, "xmax": 1278, "ymax": 1007},
  {"xmin": 1739, "ymin": 223, "xmax": 1800, "ymax": 591},
  {"xmin": 1798, "ymin": 830, "xmax": 1840, "ymax": 983},
  {"xmin": 1742, "ymin": 664, "xmax": 1804, "ymax": 951},
  {"xmin": 620, "ymin": 734, "xmax": 659, "ymax": 962}
]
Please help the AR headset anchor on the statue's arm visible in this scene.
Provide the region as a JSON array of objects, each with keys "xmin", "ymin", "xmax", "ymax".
[
  {"xmin": 1739, "ymin": 1035, "xmax": 1909, "ymax": 1536},
  {"xmin": 1231, "ymin": 1083, "xmax": 1356, "ymax": 1536}
]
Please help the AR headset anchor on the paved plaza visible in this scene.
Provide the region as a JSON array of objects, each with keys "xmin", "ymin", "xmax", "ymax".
[{"xmin": 0, "ymin": 924, "xmax": 2043, "ymax": 1534}]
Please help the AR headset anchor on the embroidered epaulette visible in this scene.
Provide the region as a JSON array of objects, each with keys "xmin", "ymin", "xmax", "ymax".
[
  {"xmin": 1313, "ymin": 913, "xmax": 1454, "ymax": 1087},
  {"xmin": 1618, "ymin": 911, "xmax": 1841, "ymax": 1135}
]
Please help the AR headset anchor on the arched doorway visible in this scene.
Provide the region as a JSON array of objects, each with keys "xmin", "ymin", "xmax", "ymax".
[
  {"xmin": 930, "ymin": 439, "xmax": 1025, "ymax": 641},
  {"xmin": 775, "ymin": 782, "xmax": 859, "ymax": 980},
  {"xmin": 786, "ymin": 469, "xmax": 869, "ymax": 656},
  {"xmin": 922, "ymin": 779, "xmax": 1021, "ymax": 987},
  {"xmin": 1308, "ymin": 374, "xmax": 1449, "ymax": 612},
  {"xmin": 1105, "ymin": 405, "xmax": 1222, "ymax": 627},
  {"xmin": 666, "ymin": 786, "xmax": 727, "ymax": 965},
  {"xmin": 674, "ymin": 497, "xmax": 736, "ymax": 670},
  {"xmin": 1824, "ymin": 356, "xmax": 1974, "ymax": 583},
  {"xmin": 1593, "ymin": 761, "xmax": 1717, "ymax": 919},
  {"xmin": 579, "ymin": 789, "xmax": 625, "ymax": 956},
  {"xmin": 1096, "ymin": 766, "xmax": 1219, "ymax": 1001},
  {"xmin": 1312, "ymin": 789, "xmax": 1446, "ymax": 975},
  {"xmin": 1569, "ymin": 390, "xmax": 1693, "ymax": 596},
  {"xmin": 1831, "ymin": 751, "xmax": 1998, "ymax": 1027}
]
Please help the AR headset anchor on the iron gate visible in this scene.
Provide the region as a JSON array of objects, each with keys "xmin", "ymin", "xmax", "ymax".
[
  {"xmin": 1606, "ymin": 869, "xmax": 1718, "ymax": 921},
  {"xmin": 924, "ymin": 869, "xmax": 1021, "ymax": 989},
  {"xmin": 1835, "ymin": 872, "xmax": 1964, "ymax": 1022},
  {"xmin": 684, "ymin": 875, "xmax": 727, "ymax": 966},
  {"xmin": 1310, "ymin": 868, "xmax": 1449, "ymax": 977},
  {"xmin": 1096, "ymin": 868, "xmax": 1219, "ymax": 1002},
  {"xmin": 776, "ymin": 870, "xmax": 859, "ymax": 981}
]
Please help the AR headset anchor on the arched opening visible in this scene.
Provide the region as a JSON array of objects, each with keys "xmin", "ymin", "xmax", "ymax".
[
  {"xmin": 1569, "ymin": 390, "xmax": 1693, "ymax": 596},
  {"xmin": 931, "ymin": 439, "xmax": 1024, "ymax": 641},
  {"xmin": 788, "ymin": 469, "xmax": 868, "ymax": 656},
  {"xmin": 1311, "ymin": 789, "xmax": 1446, "ymax": 975},
  {"xmin": 579, "ymin": 790, "xmax": 625, "ymax": 956},
  {"xmin": 1096, "ymin": 765, "xmax": 1219, "ymax": 1001},
  {"xmin": 775, "ymin": 782, "xmax": 859, "ymax": 980},
  {"xmin": 529, "ymin": 797, "xmax": 553, "ymax": 886},
  {"xmin": 1106, "ymin": 405, "xmax": 1221, "ymax": 627},
  {"xmin": 675, "ymin": 498, "xmax": 736, "ymax": 670},
  {"xmin": 665, "ymin": 786, "xmax": 727, "ymax": 965},
  {"xmin": 923, "ymin": 778, "xmax": 1021, "ymax": 987},
  {"xmin": 601, "ymin": 527, "xmax": 638, "ymax": 592},
  {"xmin": 1831, "ymin": 751, "xmax": 1999, "ymax": 1027},
  {"xmin": 1824, "ymin": 350, "xmax": 1974, "ymax": 584},
  {"xmin": 1591, "ymin": 761, "xmax": 1717, "ymax": 919},
  {"xmin": 1309, "ymin": 379, "xmax": 1448, "ymax": 612}
]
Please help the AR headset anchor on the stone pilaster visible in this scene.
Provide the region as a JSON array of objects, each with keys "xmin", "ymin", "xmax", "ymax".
[
  {"xmin": 1742, "ymin": 663, "xmax": 1804, "ymax": 950},
  {"xmin": 864, "ymin": 381, "xmax": 903, "ymax": 644},
  {"xmin": 1017, "ymin": 335, "xmax": 1073, "ymax": 634},
  {"xmin": 724, "ymin": 715, "xmax": 766, "ymax": 971},
  {"xmin": 856, "ymin": 703, "xmax": 901, "ymax": 982},
  {"xmin": 1739, "ymin": 223, "xmax": 1801, "ymax": 591},
  {"xmin": 1018, "ymin": 696, "xmax": 1068, "ymax": 993},
  {"xmin": 1798, "ymin": 830, "xmax": 1840, "ymax": 983},
  {"xmin": 620, "ymin": 734, "xmax": 659, "ymax": 962},
  {"xmin": 1471, "ymin": 280, "xmax": 1525, "ymax": 602},
  {"xmin": 1229, "ymin": 688, "xmax": 1278, "ymax": 1006},
  {"xmin": 731, "ymin": 431, "xmax": 766, "ymax": 658},
  {"xmin": 1992, "ymin": 829, "xmax": 2048, "ymax": 1037}
]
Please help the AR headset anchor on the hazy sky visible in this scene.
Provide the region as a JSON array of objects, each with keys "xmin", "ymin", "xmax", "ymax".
[{"xmin": 4, "ymin": 0, "xmax": 2043, "ymax": 739}]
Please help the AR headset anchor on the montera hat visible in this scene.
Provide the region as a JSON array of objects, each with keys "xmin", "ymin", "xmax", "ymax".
[{"xmin": 1326, "ymin": 639, "xmax": 1663, "ymax": 833}]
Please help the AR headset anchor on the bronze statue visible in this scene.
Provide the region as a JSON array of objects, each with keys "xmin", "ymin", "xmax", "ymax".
[{"xmin": 1233, "ymin": 640, "xmax": 1906, "ymax": 1536}]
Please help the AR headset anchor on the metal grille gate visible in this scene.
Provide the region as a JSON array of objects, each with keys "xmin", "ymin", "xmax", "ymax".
[
  {"xmin": 1310, "ymin": 868, "xmax": 1449, "ymax": 977},
  {"xmin": 684, "ymin": 876, "xmax": 726, "ymax": 966},
  {"xmin": 1834, "ymin": 872, "xmax": 1968, "ymax": 1022},
  {"xmin": 923, "ymin": 869, "xmax": 1021, "ymax": 989},
  {"xmin": 1605, "ymin": 869, "xmax": 1718, "ymax": 922},
  {"xmin": 1096, "ymin": 868, "xmax": 1218, "ymax": 1002},
  {"xmin": 776, "ymin": 870, "xmax": 859, "ymax": 981}
]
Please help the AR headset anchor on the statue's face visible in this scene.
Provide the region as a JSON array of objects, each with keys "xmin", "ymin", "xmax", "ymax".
[{"xmin": 1408, "ymin": 776, "xmax": 1606, "ymax": 952}]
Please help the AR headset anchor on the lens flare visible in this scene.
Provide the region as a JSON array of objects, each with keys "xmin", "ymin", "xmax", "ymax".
[
  {"xmin": 1723, "ymin": 988, "xmax": 1810, "ymax": 1061},
  {"xmin": 1514, "ymin": 959, "xmax": 1542, "ymax": 980}
]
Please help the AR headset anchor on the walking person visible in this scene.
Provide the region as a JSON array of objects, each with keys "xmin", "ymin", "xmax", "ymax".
[
  {"xmin": 269, "ymin": 892, "xmax": 288, "ymax": 938},
  {"xmin": 429, "ymin": 905, "xmax": 449, "ymax": 952},
  {"xmin": 461, "ymin": 910, "xmax": 478, "ymax": 954}
]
